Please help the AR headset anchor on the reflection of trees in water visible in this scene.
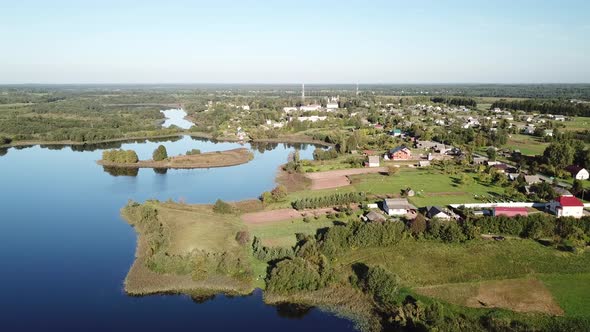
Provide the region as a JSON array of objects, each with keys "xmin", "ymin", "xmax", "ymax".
[
  {"xmin": 147, "ymin": 135, "xmax": 182, "ymax": 143},
  {"xmin": 190, "ymin": 294, "xmax": 216, "ymax": 304},
  {"xmin": 153, "ymin": 168, "xmax": 168, "ymax": 175},
  {"xmin": 189, "ymin": 136, "xmax": 219, "ymax": 144},
  {"xmin": 70, "ymin": 141, "xmax": 126, "ymax": 152},
  {"xmin": 39, "ymin": 144, "xmax": 65, "ymax": 151},
  {"xmin": 275, "ymin": 302, "xmax": 313, "ymax": 319},
  {"xmin": 250, "ymin": 142, "xmax": 278, "ymax": 153},
  {"xmin": 102, "ymin": 166, "xmax": 138, "ymax": 177},
  {"xmin": 0, "ymin": 148, "xmax": 8, "ymax": 157}
]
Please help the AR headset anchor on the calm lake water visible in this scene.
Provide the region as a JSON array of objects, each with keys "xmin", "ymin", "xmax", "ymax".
[
  {"xmin": 161, "ymin": 108, "xmax": 194, "ymax": 129},
  {"xmin": 0, "ymin": 136, "xmax": 355, "ymax": 331}
]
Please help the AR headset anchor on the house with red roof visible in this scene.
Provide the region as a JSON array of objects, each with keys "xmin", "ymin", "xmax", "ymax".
[
  {"xmin": 492, "ymin": 206, "xmax": 528, "ymax": 217},
  {"xmin": 547, "ymin": 195, "xmax": 585, "ymax": 219}
]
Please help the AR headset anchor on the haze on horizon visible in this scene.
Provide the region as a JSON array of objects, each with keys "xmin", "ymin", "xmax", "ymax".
[{"xmin": 2, "ymin": 0, "xmax": 589, "ymax": 84}]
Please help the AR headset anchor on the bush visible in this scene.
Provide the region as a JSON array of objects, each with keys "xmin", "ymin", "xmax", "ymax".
[
  {"xmin": 101, "ymin": 149, "xmax": 139, "ymax": 163},
  {"xmin": 153, "ymin": 145, "xmax": 168, "ymax": 161},
  {"xmin": 0, "ymin": 136, "xmax": 12, "ymax": 145},
  {"xmin": 235, "ymin": 231, "xmax": 250, "ymax": 246},
  {"xmin": 212, "ymin": 199, "xmax": 233, "ymax": 214},
  {"xmin": 358, "ymin": 265, "xmax": 400, "ymax": 308},
  {"xmin": 292, "ymin": 192, "xmax": 366, "ymax": 210},
  {"xmin": 186, "ymin": 148, "xmax": 201, "ymax": 155}
]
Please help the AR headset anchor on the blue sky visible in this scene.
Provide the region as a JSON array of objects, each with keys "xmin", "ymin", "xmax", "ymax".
[{"xmin": 1, "ymin": 0, "xmax": 589, "ymax": 83}]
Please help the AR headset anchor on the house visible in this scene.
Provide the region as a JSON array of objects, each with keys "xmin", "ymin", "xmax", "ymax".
[
  {"xmin": 547, "ymin": 195, "xmax": 585, "ymax": 218},
  {"xmin": 524, "ymin": 175, "xmax": 542, "ymax": 185},
  {"xmin": 367, "ymin": 155, "xmax": 380, "ymax": 168},
  {"xmin": 523, "ymin": 125, "xmax": 536, "ymax": 135},
  {"xmin": 554, "ymin": 115, "xmax": 566, "ymax": 121},
  {"xmin": 543, "ymin": 129, "xmax": 554, "ymax": 137},
  {"xmin": 492, "ymin": 163, "xmax": 509, "ymax": 173},
  {"xmin": 383, "ymin": 198, "xmax": 417, "ymax": 216},
  {"xmin": 362, "ymin": 210, "xmax": 387, "ymax": 223},
  {"xmin": 425, "ymin": 206, "xmax": 451, "ymax": 220},
  {"xmin": 390, "ymin": 129, "xmax": 402, "ymax": 137},
  {"xmin": 388, "ymin": 146, "xmax": 412, "ymax": 160},
  {"xmin": 565, "ymin": 165, "xmax": 589, "ymax": 180},
  {"xmin": 300, "ymin": 104, "xmax": 322, "ymax": 112},
  {"xmin": 297, "ymin": 116, "xmax": 326, "ymax": 122},
  {"xmin": 283, "ymin": 106, "xmax": 298, "ymax": 113},
  {"xmin": 492, "ymin": 207, "xmax": 529, "ymax": 217}
]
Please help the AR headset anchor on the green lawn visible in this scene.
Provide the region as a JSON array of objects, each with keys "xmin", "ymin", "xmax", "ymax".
[
  {"xmin": 350, "ymin": 168, "xmax": 505, "ymax": 206},
  {"xmin": 541, "ymin": 273, "xmax": 590, "ymax": 317},
  {"xmin": 562, "ymin": 116, "xmax": 590, "ymax": 132},
  {"xmin": 505, "ymin": 134, "xmax": 549, "ymax": 156},
  {"xmin": 248, "ymin": 216, "xmax": 340, "ymax": 248},
  {"xmin": 336, "ymin": 238, "xmax": 590, "ymax": 287}
]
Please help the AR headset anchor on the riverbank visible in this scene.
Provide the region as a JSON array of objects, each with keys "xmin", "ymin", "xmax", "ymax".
[{"xmin": 98, "ymin": 147, "xmax": 254, "ymax": 169}]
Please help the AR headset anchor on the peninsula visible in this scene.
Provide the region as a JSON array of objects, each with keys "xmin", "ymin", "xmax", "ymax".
[{"xmin": 98, "ymin": 147, "xmax": 254, "ymax": 169}]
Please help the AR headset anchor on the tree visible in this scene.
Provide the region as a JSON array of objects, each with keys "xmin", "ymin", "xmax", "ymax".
[
  {"xmin": 271, "ymin": 185, "xmax": 288, "ymax": 202},
  {"xmin": 213, "ymin": 199, "xmax": 233, "ymax": 214},
  {"xmin": 409, "ymin": 214, "xmax": 427, "ymax": 235},
  {"xmin": 571, "ymin": 179, "xmax": 584, "ymax": 197},
  {"xmin": 153, "ymin": 145, "xmax": 168, "ymax": 161},
  {"xmin": 486, "ymin": 147, "xmax": 497, "ymax": 161}
]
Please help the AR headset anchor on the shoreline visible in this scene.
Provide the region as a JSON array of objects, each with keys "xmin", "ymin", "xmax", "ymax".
[
  {"xmin": 0, "ymin": 132, "xmax": 331, "ymax": 149},
  {"xmin": 98, "ymin": 147, "xmax": 254, "ymax": 169}
]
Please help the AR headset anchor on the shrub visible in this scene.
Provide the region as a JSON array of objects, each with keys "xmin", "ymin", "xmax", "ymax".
[
  {"xmin": 186, "ymin": 148, "xmax": 201, "ymax": 155},
  {"xmin": 101, "ymin": 149, "xmax": 139, "ymax": 163},
  {"xmin": 153, "ymin": 145, "xmax": 168, "ymax": 161},
  {"xmin": 212, "ymin": 199, "xmax": 233, "ymax": 214}
]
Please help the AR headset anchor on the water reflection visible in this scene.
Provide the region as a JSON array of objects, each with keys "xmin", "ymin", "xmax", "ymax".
[
  {"xmin": 153, "ymin": 168, "xmax": 168, "ymax": 175},
  {"xmin": 102, "ymin": 166, "xmax": 139, "ymax": 177},
  {"xmin": 161, "ymin": 108, "xmax": 194, "ymax": 129},
  {"xmin": 275, "ymin": 303, "xmax": 313, "ymax": 319},
  {"xmin": 0, "ymin": 148, "xmax": 7, "ymax": 157}
]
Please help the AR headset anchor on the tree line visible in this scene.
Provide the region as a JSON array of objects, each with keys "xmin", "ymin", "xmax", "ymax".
[
  {"xmin": 291, "ymin": 192, "xmax": 366, "ymax": 210},
  {"xmin": 491, "ymin": 99, "xmax": 590, "ymax": 117},
  {"xmin": 430, "ymin": 97, "xmax": 477, "ymax": 107}
]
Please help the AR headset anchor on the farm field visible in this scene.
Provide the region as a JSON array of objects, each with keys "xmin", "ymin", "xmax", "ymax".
[{"xmin": 540, "ymin": 273, "xmax": 590, "ymax": 317}]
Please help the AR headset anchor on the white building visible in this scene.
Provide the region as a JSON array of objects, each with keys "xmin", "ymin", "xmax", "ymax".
[
  {"xmin": 367, "ymin": 155, "xmax": 380, "ymax": 168},
  {"xmin": 383, "ymin": 198, "xmax": 417, "ymax": 216},
  {"xmin": 283, "ymin": 106, "xmax": 298, "ymax": 113},
  {"xmin": 566, "ymin": 166, "xmax": 589, "ymax": 180},
  {"xmin": 547, "ymin": 195, "xmax": 584, "ymax": 218},
  {"xmin": 300, "ymin": 104, "xmax": 322, "ymax": 112},
  {"xmin": 297, "ymin": 115, "xmax": 326, "ymax": 122}
]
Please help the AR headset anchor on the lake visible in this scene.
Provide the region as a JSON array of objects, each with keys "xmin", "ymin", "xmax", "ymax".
[
  {"xmin": 0, "ymin": 136, "xmax": 356, "ymax": 331},
  {"xmin": 161, "ymin": 108, "xmax": 195, "ymax": 129}
]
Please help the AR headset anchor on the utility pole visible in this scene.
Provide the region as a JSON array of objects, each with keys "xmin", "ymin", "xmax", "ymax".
[{"xmin": 356, "ymin": 82, "xmax": 359, "ymax": 96}]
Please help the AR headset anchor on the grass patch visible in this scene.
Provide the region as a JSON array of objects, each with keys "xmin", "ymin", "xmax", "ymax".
[
  {"xmin": 336, "ymin": 238, "xmax": 590, "ymax": 287},
  {"xmin": 541, "ymin": 273, "xmax": 590, "ymax": 317},
  {"xmin": 505, "ymin": 134, "xmax": 549, "ymax": 156},
  {"xmin": 248, "ymin": 215, "xmax": 339, "ymax": 248},
  {"xmin": 350, "ymin": 168, "xmax": 505, "ymax": 206}
]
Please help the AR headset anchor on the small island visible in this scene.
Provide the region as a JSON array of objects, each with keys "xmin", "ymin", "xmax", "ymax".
[{"xmin": 97, "ymin": 145, "xmax": 254, "ymax": 169}]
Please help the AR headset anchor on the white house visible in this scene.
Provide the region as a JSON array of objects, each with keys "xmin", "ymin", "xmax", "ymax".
[
  {"xmin": 565, "ymin": 165, "xmax": 589, "ymax": 180},
  {"xmin": 383, "ymin": 198, "xmax": 417, "ymax": 216},
  {"xmin": 425, "ymin": 206, "xmax": 451, "ymax": 220},
  {"xmin": 547, "ymin": 195, "xmax": 585, "ymax": 218},
  {"xmin": 283, "ymin": 106, "xmax": 298, "ymax": 113},
  {"xmin": 300, "ymin": 104, "xmax": 322, "ymax": 112},
  {"xmin": 297, "ymin": 115, "xmax": 326, "ymax": 122}
]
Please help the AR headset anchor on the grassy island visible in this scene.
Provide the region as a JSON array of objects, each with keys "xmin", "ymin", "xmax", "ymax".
[{"xmin": 98, "ymin": 147, "xmax": 254, "ymax": 169}]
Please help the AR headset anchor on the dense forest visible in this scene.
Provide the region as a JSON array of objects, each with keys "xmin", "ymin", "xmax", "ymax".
[
  {"xmin": 491, "ymin": 99, "xmax": 590, "ymax": 117},
  {"xmin": 430, "ymin": 96, "xmax": 477, "ymax": 107}
]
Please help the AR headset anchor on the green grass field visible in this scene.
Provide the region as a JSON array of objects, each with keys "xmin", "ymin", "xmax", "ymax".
[
  {"xmin": 336, "ymin": 238, "xmax": 590, "ymax": 287},
  {"xmin": 540, "ymin": 273, "xmax": 590, "ymax": 317},
  {"xmin": 350, "ymin": 168, "xmax": 505, "ymax": 206},
  {"xmin": 248, "ymin": 216, "xmax": 339, "ymax": 248},
  {"xmin": 505, "ymin": 134, "xmax": 549, "ymax": 156},
  {"xmin": 562, "ymin": 117, "xmax": 590, "ymax": 131}
]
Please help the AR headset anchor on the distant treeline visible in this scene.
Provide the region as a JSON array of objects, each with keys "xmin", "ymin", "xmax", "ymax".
[
  {"xmin": 431, "ymin": 97, "xmax": 477, "ymax": 107},
  {"xmin": 491, "ymin": 99, "xmax": 590, "ymax": 117}
]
